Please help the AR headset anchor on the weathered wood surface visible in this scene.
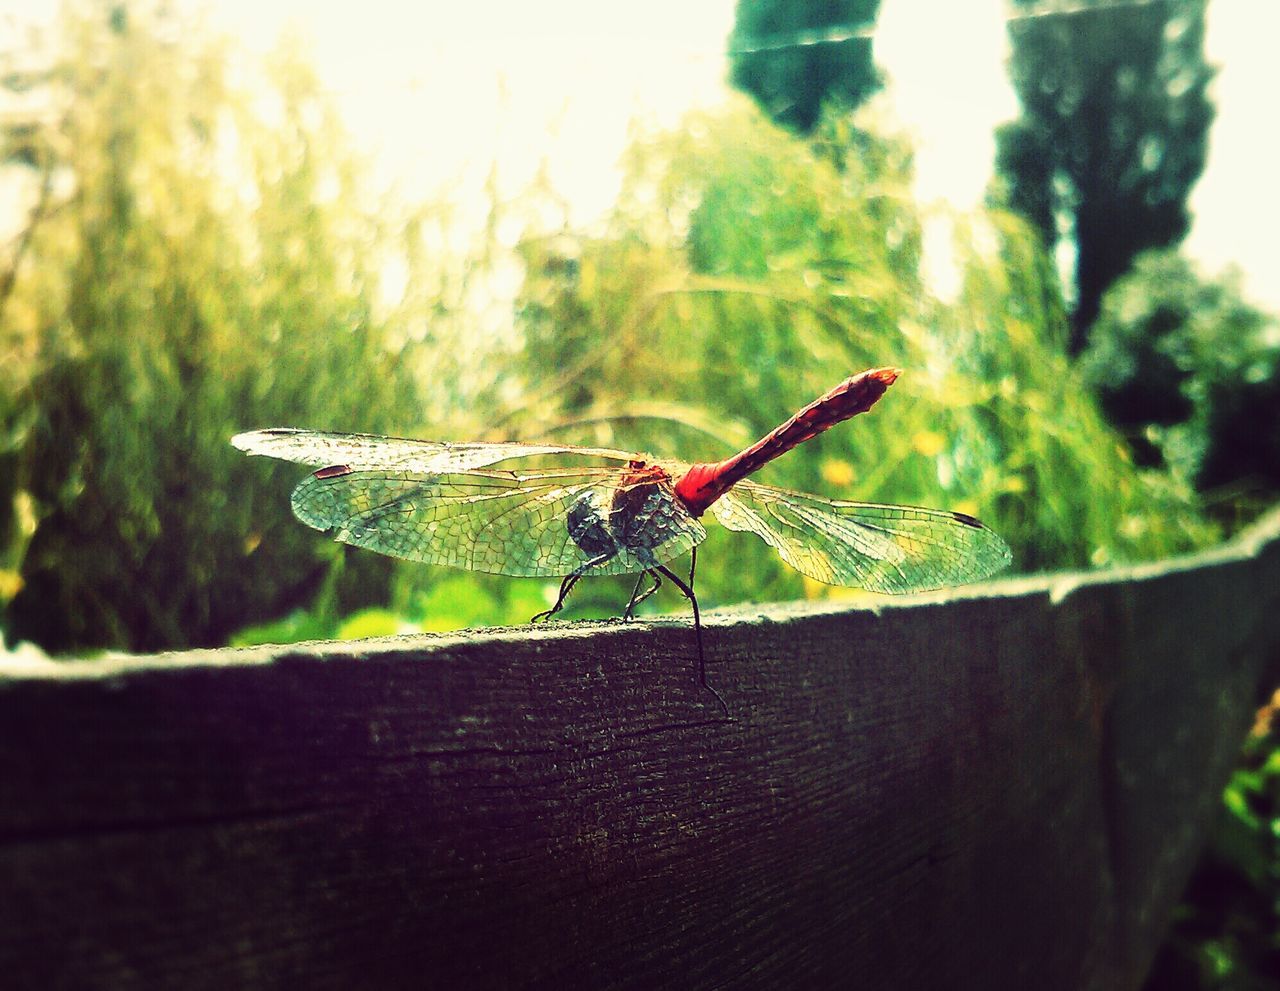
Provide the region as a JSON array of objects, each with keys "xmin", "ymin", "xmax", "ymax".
[{"xmin": 3, "ymin": 508, "xmax": 1280, "ymax": 991}]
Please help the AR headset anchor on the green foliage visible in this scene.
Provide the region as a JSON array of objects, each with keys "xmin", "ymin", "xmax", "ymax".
[
  {"xmin": 0, "ymin": 7, "xmax": 1221, "ymax": 650},
  {"xmin": 512, "ymin": 99, "xmax": 1215, "ymax": 616},
  {"xmin": 1080, "ymin": 251, "xmax": 1280, "ymax": 522},
  {"xmin": 0, "ymin": 2, "xmax": 471, "ymax": 652},
  {"xmin": 231, "ymin": 571, "xmax": 562, "ymax": 645},
  {"xmin": 729, "ymin": 0, "xmax": 882, "ymax": 133},
  {"xmin": 1143, "ymin": 712, "xmax": 1280, "ymax": 991},
  {"xmin": 994, "ymin": 0, "xmax": 1215, "ymax": 352}
]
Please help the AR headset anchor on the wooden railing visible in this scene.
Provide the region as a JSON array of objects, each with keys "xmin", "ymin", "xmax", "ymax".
[{"xmin": 3, "ymin": 507, "xmax": 1280, "ymax": 990}]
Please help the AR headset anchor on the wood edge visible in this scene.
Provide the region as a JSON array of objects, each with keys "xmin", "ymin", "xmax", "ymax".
[{"xmin": 4, "ymin": 502, "xmax": 1279, "ymax": 682}]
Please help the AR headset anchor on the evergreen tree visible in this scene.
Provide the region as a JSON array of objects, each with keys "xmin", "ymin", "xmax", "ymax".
[
  {"xmin": 994, "ymin": 0, "xmax": 1214, "ymax": 353},
  {"xmin": 729, "ymin": 0, "xmax": 882, "ymax": 133}
]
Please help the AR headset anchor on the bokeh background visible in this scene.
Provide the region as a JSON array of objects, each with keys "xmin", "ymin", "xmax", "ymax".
[{"xmin": 1, "ymin": 1, "xmax": 1277, "ymax": 986}]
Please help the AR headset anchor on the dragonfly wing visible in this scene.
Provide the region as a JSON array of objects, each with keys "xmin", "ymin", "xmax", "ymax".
[
  {"xmin": 233, "ymin": 428, "xmax": 637, "ymax": 473},
  {"xmin": 290, "ymin": 468, "xmax": 707, "ymax": 578},
  {"xmin": 711, "ymin": 481, "xmax": 1011, "ymax": 593}
]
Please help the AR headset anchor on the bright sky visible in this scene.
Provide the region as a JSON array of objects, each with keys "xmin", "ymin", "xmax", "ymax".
[{"xmin": 5, "ymin": 0, "xmax": 1278, "ymax": 311}]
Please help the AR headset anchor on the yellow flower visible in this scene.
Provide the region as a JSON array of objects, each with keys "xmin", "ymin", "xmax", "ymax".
[
  {"xmin": 820, "ymin": 458, "xmax": 856, "ymax": 488},
  {"xmin": 912, "ymin": 430, "xmax": 946, "ymax": 457}
]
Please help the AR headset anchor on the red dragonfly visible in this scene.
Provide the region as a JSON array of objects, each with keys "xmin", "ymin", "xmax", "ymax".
[{"xmin": 233, "ymin": 368, "xmax": 1010, "ymax": 712}]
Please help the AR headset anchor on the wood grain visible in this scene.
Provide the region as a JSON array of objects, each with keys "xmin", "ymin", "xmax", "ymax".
[{"xmin": 3, "ymin": 508, "xmax": 1280, "ymax": 990}]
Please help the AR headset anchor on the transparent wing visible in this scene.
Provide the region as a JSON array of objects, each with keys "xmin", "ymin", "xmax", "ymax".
[
  {"xmin": 289, "ymin": 466, "xmax": 706, "ymax": 578},
  {"xmin": 712, "ymin": 480, "xmax": 1011, "ymax": 593},
  {"xmin": 232, "ymin": 428, "xmax": 637, "ymax": 473}
]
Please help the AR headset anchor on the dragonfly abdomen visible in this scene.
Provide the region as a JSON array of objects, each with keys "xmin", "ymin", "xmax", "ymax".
[{"xmin": 674, "ymin": 367, "xmax": 900, "ymax": 517}]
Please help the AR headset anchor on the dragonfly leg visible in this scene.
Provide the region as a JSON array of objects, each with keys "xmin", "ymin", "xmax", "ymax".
[
  {"xmin": 531, "ymin": 553, "xmax": 612, "ymax": 623},
  {"xmin": 622, "ymin": 571, "xmax": 662, "ymax": 621},
  {"xmin": 531, "ymin": 574, "xmax": 580, "ymax": 623},
  {"xmin": 655, "ymin": 558, "xmax": 729, "ymax": 719}
]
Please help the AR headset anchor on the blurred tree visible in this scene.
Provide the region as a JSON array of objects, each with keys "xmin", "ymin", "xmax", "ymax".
[
  {"xmin": 994, "ymin": 0, "xmax": 1214, "ymax": 354},
  {"xmin": 0, "ymin": 2, "xmax": 460, "ymax": 653},
  {"xmin": 1080, "ymin": 251, "xmax": 1280, "ymax": 515},
  {"xmin": 729, "ymin": 0, "xmax": 882, "ymax": 133}
]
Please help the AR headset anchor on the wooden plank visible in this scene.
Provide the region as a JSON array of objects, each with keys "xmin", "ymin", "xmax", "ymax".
[{"xmin": 3, "ymin": 508, "xmax": 1279, "ymax": 991}]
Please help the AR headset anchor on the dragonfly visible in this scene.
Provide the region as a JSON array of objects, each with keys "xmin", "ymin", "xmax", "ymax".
[{"xmin": 233, "ymin": 368, "xmax": 1011, "ymax": 713}]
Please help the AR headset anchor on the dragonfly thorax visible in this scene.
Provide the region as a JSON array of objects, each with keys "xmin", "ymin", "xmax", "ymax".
[{"xmin": 565, "ymin": 464, "xmax": 684, "ymax": 570}]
